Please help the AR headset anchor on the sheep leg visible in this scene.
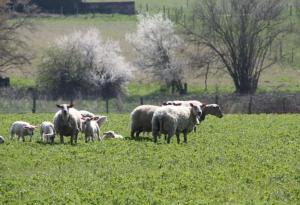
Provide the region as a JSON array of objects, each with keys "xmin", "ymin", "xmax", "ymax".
[
  {"xmin": 130, "ymin": 130, "xmax": 135, "ymax": 139},
  {"xmin": 176, "ymin": 132, "xmax": 180, "ymax": 144},
  {"xmin": 29, "ymin": 135, "xmax": 32, "ymax": 142},
  {"xmin": 74, "ymin": 133, "xmax": 78, "ymax": 144},
  {"xmin": 60, "ymin": 134, "xmax": 64, "ymax": 144},
  {"xmin": 85, "ymin": 135, "xmax": 88, "ymax": 143},
  {"xmin": 21, "ymin": 135, "xmax": 25, "ymax": 142},
  {"xmin": 183, "ymin": 131, "xmax": 188, "ymax": 143}
]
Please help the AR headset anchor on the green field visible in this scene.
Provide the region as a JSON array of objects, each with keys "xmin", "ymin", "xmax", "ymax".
[{"xmin": 0, "ymin": 113, "xmax": 299, "ymax": 204}]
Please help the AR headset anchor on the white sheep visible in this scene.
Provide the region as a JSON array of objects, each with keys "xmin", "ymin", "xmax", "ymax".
[
  {"xmin": 10, "ymin": 121, "xmax": 37, "ymax": 142},
  {"xmin": 103, "ymin": 131, "xmax": 124, "ymax": 139},
  {"xmin": 40, "ymin": 121, "xmax": 56, "ymax": 144},
  {"xmin": 152, "ymin": 103, "xmax": 202, "ymax": 144},
  {"xmin": 82, "ymin": 116, "xmax": 101, "ymax": 142},
  {"xmin": 0, "ymin": 136, "xmax": 5, "ymax": 144},
  {"xmin": 79, "ymin": 110, "xmax": 95, "ymax": 118},
  {"xmin": 53, "ymin": 103, "xmax": 82, "ymax": 145},
  {"xmin": 130, "ymin": 105, "xmax": 160, "ymax": 139}
]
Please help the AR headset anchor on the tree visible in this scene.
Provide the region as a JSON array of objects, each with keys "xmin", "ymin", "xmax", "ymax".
[
  {"xmin": 186, "ymin": 0, "xmax": 286, "ymax": 94},
  {"xmin": 127, "ymin": 13, "xmax": 187, "ymax": 94},
  {"xmin": 37, "ymin": 29, "xmax": 132, "ymax": 100},
  {"xmin": 0, "ymin": 0, "xmax": 35, "ymax": 75}
]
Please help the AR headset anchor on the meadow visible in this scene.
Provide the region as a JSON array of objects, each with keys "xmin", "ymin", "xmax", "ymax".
[{"xmin": 0, "ymin": 113, "xmax": 299, "ymax": 204}]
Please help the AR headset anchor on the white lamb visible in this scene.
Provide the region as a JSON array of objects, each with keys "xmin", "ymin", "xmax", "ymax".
[
  {"xmin": 152, "ymin": 103, "xmax": 202, "ymax": 144},
  {"xmin": 10, "ymin": 121, "xmax": 37, "ymax": 142},
  {"xmin": 103, "ymin": 131, "xmax": 124, "ymax": 139},
  {"xmin": 82, "ymin": 116, "xmax": 101, "ymax": 142},
  {"xmin": 130, "ymin": 105, "xmax": 160, "ymax": 139},
  {"xmin": 40, "ymin": 121, "xmax": 56, "ymax": 144}
]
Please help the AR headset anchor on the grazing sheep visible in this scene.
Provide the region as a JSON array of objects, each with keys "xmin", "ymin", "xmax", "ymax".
[
  {"xmin": 130, "ymin": 105, "xmax": 160, "ymax": 139},
  {"xmin": 82, "ymin": 116, "xmax": 101, "ymax": 142},
  {"xmin": 79, "ymin": 110, "xmax": 95, "ymax": 118},
  {"xmin": 53, "ymin": 103, "xmax": 82, "ymax": 145},
  {"xmin": 10, "ymin": 121, "xmax": 37, "ymax": 142},
  {"xmin": 152, "ymin": 104, "xmax": 202, "ymax": 144},
  {"xmin": 103, "ymin": 131, "xmax": 124, "ymax": 139},
  {"xmin": 162, "ymin": 100, "xmax": 203, "ymax": 107},
  {"xmin": 0, "ymin": 136, "xmax": 4, "ymax": 144},
  {"xmin": 40, "ymin": 121, "xmax": 56, "ymax": 144}
]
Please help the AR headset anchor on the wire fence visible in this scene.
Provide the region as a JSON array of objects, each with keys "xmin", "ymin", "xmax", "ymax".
[{"xmin": 0, "ymin": 87, "xmax": 299, "ymax": 114}]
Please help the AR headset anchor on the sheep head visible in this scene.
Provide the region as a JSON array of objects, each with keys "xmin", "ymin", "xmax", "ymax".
[{"xmin": 56, "ymin": 103, "xmax": 74, "ymax": 121}]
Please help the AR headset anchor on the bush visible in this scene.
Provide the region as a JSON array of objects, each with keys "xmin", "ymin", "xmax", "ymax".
[{"xmin": 37, "ymin": 29, "xmax": 132, "ymax": 100}]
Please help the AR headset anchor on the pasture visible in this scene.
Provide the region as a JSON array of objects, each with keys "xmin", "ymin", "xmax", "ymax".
[{"xmin": 0, "ymin": 113, "xmax": 299, "ymax": 204}]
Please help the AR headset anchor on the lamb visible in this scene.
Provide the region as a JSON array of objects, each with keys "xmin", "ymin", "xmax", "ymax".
[
  {"xmin": 0, "ymin": 136, "xmax": 4, "ymax": 144},
  {"xmin": 130, "ymin": 105, "xmax": 160, "ymax": 139},
  {"xmin": 103, "ymin": 131, "xmax": 124, "ymax": 139},
  {"xmin": 82, "ymin": 116, "xmax": 101, "ymax": 142},
  {"xmin": 152, "ymin": 103, "xmax": 202, "ymax": 144},
  {"xmin": 40, "ymin": 121, "xmax": 56, "ymax": 144},
  {"xmin": 79, "ymin": 110, "xmax": 107, "ymax": 133},
  {"xmin": 53, "ymin": 103, "xmax": 82, "ymax": 145},
  {"xmin": 10, "ymin": 121, "xmax": 37, "ymax": 142}
]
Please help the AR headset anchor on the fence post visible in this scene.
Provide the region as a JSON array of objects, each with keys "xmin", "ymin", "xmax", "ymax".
[
  {"xmin": 146, "ymin": 4, "xmax": 148, "ymax": 12},
  {"xmin": 105, "ymin": 98, "xmax": 109, "ymax": 113},
  {"xmin": 282, "ymin": 98, "xmax": 287, "ymax": 113},
  {"xmin": 215, "ymin": 85, "xmax": 219, "ymax": 104},
  {"xmin": 248, "ymin": 95, "xmax": 253, "ymax": 114},
  {"xmin": 140, "ymin": 97, "xmax": 144, "ymax": 105},
  {"xmin": 32, "ymin": 89, "xmax": 37, "ymax": 113}
]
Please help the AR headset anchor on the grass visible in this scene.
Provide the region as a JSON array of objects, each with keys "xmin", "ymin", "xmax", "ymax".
[{"xmin": 0, "ymin": 113, "xmax": 299, "ymax": 204}]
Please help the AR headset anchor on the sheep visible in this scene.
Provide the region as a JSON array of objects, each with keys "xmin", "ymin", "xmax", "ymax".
[
  {"xmin": 53, "ymin": 103, "xmax": 82, "ymax": 145},
  {"xmin": 164, "ymin": 100, "xmax": 223, "ymax": 121},
  {"xmin": 0, "ymin": 136, "xmax": 4, "ymax": 144},
  {"xmin": 103, "ymin": 131, "xmax": 124, "ymax": 139},
  {"xmin": 152, "ymin": 103, "xmax": 202, "ymax": 144},
  {"xmin": 40, "ymin": 121, "xmax": 56, "ymax": 144},
  {"xmin": 130, "ymin": 105, "xmax": 160, "ymax": 139},
  {"xmin": 10, "ymin": 121, "xmax": 37, "ymax": 142},
  {"xmin": 81, "ymin": 116, "xmax": 101, "ymax": 142},
  {"xmin": 79, "ymin": 110, "xmax": 95, "ymax": 118}
]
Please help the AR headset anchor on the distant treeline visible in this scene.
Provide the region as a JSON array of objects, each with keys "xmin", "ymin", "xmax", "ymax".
[{"xmin": 31, "ymin": 0, "xmax": 135, "ymax": 15}]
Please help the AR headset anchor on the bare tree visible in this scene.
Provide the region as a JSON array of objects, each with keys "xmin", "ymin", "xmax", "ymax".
[
  {"xmin": 37, "ymin": 29, "xmax": 132, "ymax": 100},
  {"xmin": 0, "ymin": 0, "xmax": 35, "ymax": 75},
  {"xmin": 186, "ymin": 0, "xmax": 287, "ymax": 94},
  {"xmin": 127, "ymin": 13, "xmax": 187, "ymax": 94}
]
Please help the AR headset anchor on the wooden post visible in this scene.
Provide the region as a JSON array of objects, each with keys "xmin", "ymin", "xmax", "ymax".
[
  {"xmin": 32, "ymin": 89, "xmax": 37, "ymax": 113},
  {"xmin": 204, "ymin": 63, "xmax": 209, "ymax": 91},
  {"xmin": 282, "ymin": 98, "xmax": 287, "ymax": 113},
  {"xmin": 248, "ymin": 95, "xmax": 253, "ymax": 114},
  {"xmin": 105, "ymin": 98, "xmax": 109, "ymax": 113},
  {"xmin": 146, "ymin": 4, "xmax": 148, "ymax": 12},
  {"xmin": 291, "ymin": 48, "xmax": 294, "ymax": 63},
  {"xmin": 215, "ymin": 85, "xmax": 219, "ymax": 104},
  {"xmin": 140, "ymin": 97, "xmax": 144, "ymax": 105}
]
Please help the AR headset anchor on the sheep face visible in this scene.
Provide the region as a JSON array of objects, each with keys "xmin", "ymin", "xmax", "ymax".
[
  {"xmin": 190, "ymin": 103, "xmax": 203, "ymax": 123},
  {"xmin": 206, "ymin": 104, "xmax": 223, "ymax": 118},
  {"xmin": 56, "ymin": 103, "xmax": 73, "ymax": 121},
  {"xmin": 23, "ymin": 125, "xmax": 36, "ymax": 136}
]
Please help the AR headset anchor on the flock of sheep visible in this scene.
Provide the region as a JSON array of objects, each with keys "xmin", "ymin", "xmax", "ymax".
[{"xmin": 1, "ymin": 100, "xmax": 223, "ymax": 145}]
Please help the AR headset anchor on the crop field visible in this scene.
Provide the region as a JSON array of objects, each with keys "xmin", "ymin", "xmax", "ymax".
[{"xmin": 0, "ymin": 113, "xmax": 299, "ymax": 204}]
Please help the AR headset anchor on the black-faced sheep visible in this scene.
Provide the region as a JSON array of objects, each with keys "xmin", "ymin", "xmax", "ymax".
[
  {"xmin": 10, "ymin": 121, "xmax": 37, "ymax": 142},
  {"xmin": 40, "ymin": 121, "xmax": 56, "ymax": 144},
  {"xmin": 130, "ymin": 105, "xmax": 160, "ymax": 139},
  {"xmin": 53, "ymin": 103, "xmax": 82, "ymax": 145},
  {"xmin": 152, "ymin": 103, "xmax": 202, "ymax": 144}
]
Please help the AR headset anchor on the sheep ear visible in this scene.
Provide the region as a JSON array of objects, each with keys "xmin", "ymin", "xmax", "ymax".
[
  {"xmin": 56, "ymin": 104, "xmax": 63, "ymax": 108},
  {"xmin": 93, "ymin": 116, "xmax": 100, "ymax": 121},
  {"xmin": 201, "ymin": 103, "xmax": 207, "ymax": 108},
  {"xmin": 97, "ymin": 116, "xmax": 107, "ymax": 127},
  {"xmin": 67, "ymin": 104, "xmax": 74, "ymax": 108},
  {"xmin": 173, "ymin": 103, "xmax": 181, "ymax": 106},
  {"xmin": 190, "ymin": 103, "xmax": 194, "ymax": 107},
  {"xmin": 162, "ymin": 102, "xmax": 167, "ymax": 106}
]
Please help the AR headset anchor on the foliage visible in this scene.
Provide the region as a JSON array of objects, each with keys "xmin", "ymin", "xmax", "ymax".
[
  {"xmin": 0, "ymin": 0, "xmax": 33, "ymax": 75},
  {"xmin": 127, "ymin": 13, "xmax": 187, "ymax": 94},
  {"xmin": 0, "ymin": 113, "xmax": 299, "ymax": 204},
  {"xmin": 187, "ymin": 0, "xmax": 287, "ymax": 94},
  {"xmin": 37, "ymin": 29, "xmax": 132, "ymax": 100}
]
